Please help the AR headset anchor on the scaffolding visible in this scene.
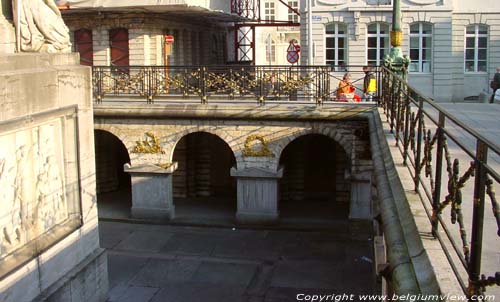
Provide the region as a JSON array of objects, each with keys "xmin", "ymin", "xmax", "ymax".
[{"xmin": 231, "ymin": 0, "xmax": 300, "ymax": 63}]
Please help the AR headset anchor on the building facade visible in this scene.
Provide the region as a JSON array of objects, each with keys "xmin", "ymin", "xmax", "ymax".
[
  {"xmin": 255, "ymin": 0, "xmax": 301, "ymax": 65},
  {"xmin": 61, "ymin": 1, "xmax": 238, "ymax": 67},
  {"xmin": 300, "ymin": 0, "xmax": 500, "ymax": 102}
]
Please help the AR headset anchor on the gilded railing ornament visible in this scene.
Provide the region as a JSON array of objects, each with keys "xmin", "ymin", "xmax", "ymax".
[
  {"xmin": 158, "ymin": 162, "xmax": 174, "ymax": 169},
  {"xmin": 242, "ymin": 135, "xmax": 274, "ymax": 157},
  {"xmin": 132, "ymin": 132, "xmax": 165, "ymax": 154}
]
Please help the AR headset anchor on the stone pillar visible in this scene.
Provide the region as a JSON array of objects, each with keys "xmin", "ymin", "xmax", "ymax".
[
  {"xmin": 349, "ymin": 170, "xmax": 373, "ymax": 220},
  {"xmin": 183, "ymin": 29, "xmax": 192, "ymax": 65},
  {"xmin": 231, "ymin": 167, "xmax": 283, "ymax": 224},
  {"xmin": 191, "ymin": 31, "xmax": 198, "ymax": 65},
  {"xmin": 124, "ymin": 159, "xmax": 177, "ymax": 220},
  {"xmin": 177, "ymin": 29, "xmax": 184, "ymax": 65}
]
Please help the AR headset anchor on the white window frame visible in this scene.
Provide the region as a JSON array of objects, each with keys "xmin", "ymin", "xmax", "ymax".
[
  {"xmin": 409, "ymin": 22, "xmax": 433, "ymax": 73},
  {"xmin": 266, "ymin": 39, "xmax": 276, "ymax": 64},
  {"xmin": 325, "ymin": 23, "xmax": 347, "ymax": 66},
  {"xmin": 464, "ymin": 24, "xmax": 488, "ymax": 73},
  {"xmin": 366, "ymin": 23, "xmax": 390, "ymax": 66},
  {"xmin": 264, "ymin": 1, "xmax": 275, "ymax": 22},
  {"xmin": 287, "ymin": 1, "xmax": 299, "ymax": 23}
]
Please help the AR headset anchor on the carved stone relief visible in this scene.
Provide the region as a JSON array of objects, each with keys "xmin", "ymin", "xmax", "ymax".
[{"xmin": 0, "ymin": 119, "xmax": 69, "ymax": 259}]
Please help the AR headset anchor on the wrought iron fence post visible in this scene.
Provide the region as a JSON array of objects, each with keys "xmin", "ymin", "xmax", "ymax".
[
  {"xmin": 432, "ymin": 112, "xmax": 446, "ymax": 237},
  {"xmin": 383, "ymin": 69, "xmax": 389, "ymax": 111},
  {"xmin": 385, "ymin": 72, "xmax": 392, "ymax": 122},
  {"xmin": 468, "ymin": 140, "xmax": 488, "ymax": 297},
  {"xmin": 394, "ymin": 79, "xmax": 403, "ymax": 146},
  {"xmin": 201, "ymin": 67, "xmax": 207, "ymax": 104},
  {"xmin": 414, "ymin": 97, "xmax": 424, "ymax": 190},
  {"xmin": 402, "ymin": 87, "xmax": 411, "ymax": 165},
  {"xmin": 229, "ymin": 68, "xmax": 235, "ymax": 99},
  {"xmin": 146, "ymin": 67, "xmax": 153, "ymax": 104},
  {"xmin": 325, "ymin": 67, "xmax": 330, "ymax": 104},
  {"xmin": 389, "ymin": 77, "xmax": 398, "ymax": 133},
  {"xmin": 93, "ymin": 67, "xmax": 103, "ymax": 103},
  {"xmin": 258, "ymin": 67, "xmax": 264, "ymax": 105}
]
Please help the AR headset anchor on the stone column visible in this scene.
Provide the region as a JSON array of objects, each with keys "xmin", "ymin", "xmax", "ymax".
[
  {"xmin": 349, "ymin": 169, "xmax": 373, "ymax": 220},
  {"xmin": 183, "ymin": 29, "xmax": 192, "ymax": 66},
  {"xmin": 231, "ymin": 167, "xmax": 283, "ymax": 224},
  {"xmin": 124, "ymin": 157, "xmax": 177, "ymax": 220},
  {"xmin": 177, "ymin": 29, "xmax": 184, "ymax": 65},
  {"xmin": 191, "ymin": 31, "xmax": 198, "ymax": 65}
]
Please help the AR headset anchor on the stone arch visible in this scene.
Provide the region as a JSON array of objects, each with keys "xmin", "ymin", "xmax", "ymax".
[
  {"xmin": 274, "ymin": 128, "xmax": 353, "ymax": 168},
  {"xmin": 170, "ymin": 130, "xmax": 237, "ymax": 204},
  {"xmin": 277, "ymin": 132, "xmax": 352, "ymax": 220},
  {"xmin": 167, "ymin": 127, "xmax": 239, "ymax": 169},
  {"xmin": 93, "ymin": 124, "xmax": 132, "ymax": 159},
  {"xmin": 93, "ymin": 129, "xmax": 132, "ymax": 212}
]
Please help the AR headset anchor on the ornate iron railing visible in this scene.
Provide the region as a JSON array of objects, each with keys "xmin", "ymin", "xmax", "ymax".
[
  {"xmin": 381, "ymin": 67, "xmax": 500, "ymax": 297},
  {"xmin": 92, "ymin": 65, "xmax": 382, "ymax": 104}
]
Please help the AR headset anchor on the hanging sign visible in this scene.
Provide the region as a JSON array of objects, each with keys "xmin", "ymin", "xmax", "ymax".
[{"xmin": 286, "ymin": 39, "xmax": 300, "ymax": 64}]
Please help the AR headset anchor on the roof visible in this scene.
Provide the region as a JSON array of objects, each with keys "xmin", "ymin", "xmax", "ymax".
[{"xmin": 60, "ymin": 1, "xmax": 249, "ymax": 23}]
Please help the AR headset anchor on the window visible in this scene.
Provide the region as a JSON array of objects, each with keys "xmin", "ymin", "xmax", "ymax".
[
  {"xmin": 109, "ymin": 28, "xmax": 129, "ymax": 66},
  {"xmin": 465, "ymin": 24, "xmax": 488, "ymax": 72},
  {"xmin": 409, "ymin": 23, "xmax": 432, "ymax": 73},
  {"xmin": 264, "ymin": 1, "xmax": 275, "ymax": 21},
  {"xmin": 325, "ymin": 23, "xmax": 347, "ymax": 66},
  {"xmin": 288, "ymin": 1, "xmax": 299, "ymax": 23},
  {"xmin": 74, "ymin": 29, "xmax": 93, "ymax": 66},
  {"xmin": 265, "ymin": 39, "xmax": 276, "ymax": 64},
  {"xmin": 367, "ymin": 23, "xmax": 390, "ymax": 66}
]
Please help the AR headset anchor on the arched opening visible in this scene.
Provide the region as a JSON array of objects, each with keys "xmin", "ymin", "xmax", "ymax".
[
  {"xmin": 172, "ymin": 132, "xmax": 236, "ymax": 222},
  {"xmin": 279, "ymin": 134, "xmax": 350, "ymax": 222},
  {"xmin": 94, "ymin": 130, "xmax": 131, "ymax": 218}
]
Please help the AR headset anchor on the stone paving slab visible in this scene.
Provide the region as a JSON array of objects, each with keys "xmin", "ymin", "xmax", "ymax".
[
  {"xmin": 107, "ymin": 254, "xmax": 149, "ymax": 288},
  {"xmin": 114, "ymin": 230, "xmax": 174, "ymax": 252},
  {"xmin": 191, "ymin": 261, "xmax": 258, "ymax": 285},
  {"xmin": 110, "ymin": 286, "xmax": 159, "ymax": 302},
  {"xmin": 101, "ymin": 221, "xmax": 375, "ymax": 302},
  {"xmin": 99, "ymin": 224, "xmax": 134, "ymax": 249},
  {"xmin": 150, "ymin": 283, "xmax": 248, "ymax": 302},
  {"xmin": 130, "ymin": 258, "xmax": 202, "ymax": 287}
]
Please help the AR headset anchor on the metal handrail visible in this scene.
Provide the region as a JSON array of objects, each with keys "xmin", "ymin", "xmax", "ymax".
[
  {"xmin": 91, "ymin": 64, "xmax": 382, "ymax": 105},
  {"xmin": 380, "ymin": 66, "xmax": 500, "ymax": 297}
]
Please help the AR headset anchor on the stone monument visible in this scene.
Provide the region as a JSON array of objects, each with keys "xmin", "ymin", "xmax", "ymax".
[
  {"xmin": 0, "ymin": 0, "xmax": 15, "ymax": 52},
  {"xmin": 12, "ymin": 0, "xmax": 71, "ymax": 52},
  {"xmin": 0, "ymin": 0, "xmax": 108, "ymax": 301}
]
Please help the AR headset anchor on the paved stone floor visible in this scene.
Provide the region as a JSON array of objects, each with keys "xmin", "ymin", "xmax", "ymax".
[{"xmin": 100, "ymin": 221, "xmax": 376, "ymax": 302}]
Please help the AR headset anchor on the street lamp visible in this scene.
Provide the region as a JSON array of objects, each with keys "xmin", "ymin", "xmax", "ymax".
[{"xmin": 383, "ymin": 0, "xmax": 410, "ymax": 79}]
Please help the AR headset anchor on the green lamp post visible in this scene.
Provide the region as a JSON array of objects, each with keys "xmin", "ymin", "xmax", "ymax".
[{"xmin": 383, "ymin": 0, "xmax": 410, "ymax": 79}]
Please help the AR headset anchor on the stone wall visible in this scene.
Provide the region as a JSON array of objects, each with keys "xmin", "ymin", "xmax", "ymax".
[
  {"xmin": 0, "ymin": 53, "xmax": 108, "ymax": 302},
  {"xmin": 301, "ymin": 0, "xmax": 500, "ymax": 102},
  {"xmin": 94, "ymin": 118, "xmax": 369, "ymax": 174},
  {"xmin": 94, "ymin": 111, "xmax": 373, "ymax": 222},
  {"xmin": 62, "ymin": 12, "xmax": 229, "ymax": 66}
]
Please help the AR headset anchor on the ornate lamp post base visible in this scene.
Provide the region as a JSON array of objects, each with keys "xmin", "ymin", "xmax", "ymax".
[{"xmin": 383, "ymin": 1, "xmax": 410, "ymax": 79}]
